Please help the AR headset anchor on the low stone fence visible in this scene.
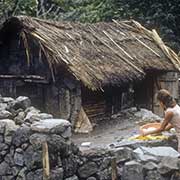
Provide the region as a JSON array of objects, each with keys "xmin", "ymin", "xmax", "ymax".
[{"xmin": 0, "ymin": 95, "xmax": 180, "ymax": 180}]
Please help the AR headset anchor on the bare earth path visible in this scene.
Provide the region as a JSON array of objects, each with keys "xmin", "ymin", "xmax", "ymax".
[{"xmin": 72, "ymin": 117, "xmax": 140, "ymax": 149}]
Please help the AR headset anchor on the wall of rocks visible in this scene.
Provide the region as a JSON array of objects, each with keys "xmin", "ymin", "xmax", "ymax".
[{"xmin": 0, "ymin": 95, "xmax": 180, "ymax": 180}]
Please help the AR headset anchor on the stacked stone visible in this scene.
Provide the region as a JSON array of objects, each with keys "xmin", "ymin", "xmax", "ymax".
[
  {"xmin": 1, "ymin": 95, "xmax": 180, "ymax": 180},
  {"xmin": 0, "ymin": 95, "xmax": 79, "ymax": 180}
]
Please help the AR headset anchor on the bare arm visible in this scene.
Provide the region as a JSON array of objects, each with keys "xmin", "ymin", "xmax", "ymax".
[{"xmin": 142, "ymin": 111, "xmax": 173, "ymax": 136}]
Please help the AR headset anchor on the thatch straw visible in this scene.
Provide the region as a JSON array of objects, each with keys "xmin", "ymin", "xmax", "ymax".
[{"xmin": 0, "ymin": 16, "xmax": 180, "ymax": 90}]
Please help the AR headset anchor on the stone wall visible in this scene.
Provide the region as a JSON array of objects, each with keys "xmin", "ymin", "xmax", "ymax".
[{"xmin": 0, "ymin": 95, "xmax": 180, "ymax": 180}]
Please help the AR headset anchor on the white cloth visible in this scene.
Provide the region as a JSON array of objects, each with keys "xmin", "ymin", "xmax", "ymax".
[{"xmin": 165, "ymin": 104, "xmax": 180, "ymax": 152}]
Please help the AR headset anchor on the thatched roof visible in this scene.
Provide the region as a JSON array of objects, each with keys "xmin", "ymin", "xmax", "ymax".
[{"xmin": 0, "ymin": 16, "xmax": 180, "ymax": 90}]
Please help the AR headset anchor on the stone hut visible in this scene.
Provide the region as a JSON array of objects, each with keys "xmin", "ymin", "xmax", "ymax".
[{"xmin": 0, "ymin": 16, "xmax": 179, "ymax": 129}]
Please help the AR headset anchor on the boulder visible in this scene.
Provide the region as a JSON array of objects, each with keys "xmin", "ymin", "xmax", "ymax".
[
  {"xmin": 97, "ymin": 168, "xmax": 111, "ymax": 180},
  {"xmin": 24, "ymin": 146, "xmax": 42, "ymax": 170},
  {"xmin": 145, "ymin": 170, "xmax": 166, "ymax": 180},
  {"xmin": 14, "ymin": 151, "xmax": 24, "ymax": 166},
  {"xmin": 29, "ymin": 133, "xmax": 48, "ymax": 150},
  {"xmin": 0, "ymin": 110, "xmax": 12, "ymax": 119},
  {"xmin": 0, "ymin": 119, "xmax": 19, "ymax": 144},
  {"xmin": 122, "ymin": 160, "xmax": 144, "ymax": 180},
  {"xmin": 12, "ymin": 126, "xmax": 31, "ymax": 147},
  {"xmin": 0, "ymin": 161, "xmax": 12, "ymax": 176},
  {"xmin": 87, "ymin": 177, "xmax": 97, "ymax": 180},
  {"xmin": 26, "ymin": 169, "xmax": 42, "ymax": 180},
  {"xmin": 134, "ymin": 146, "xmax": 180, "ymax": 158},
  {"xmin": 65, "ymin": 175, "xmax": 79, "ymax": 180},
  {"xmin": 133, "ymin": 153, "xmax": 158, "ymax": 163},
  {"xmin": 158, "ymin": 157, "xmax": 179, "ymax": 175},
  {"xmin": 16, "ymin": 167, "xmax": 27, "ymax": 180},
  {"xmin": 78, "ymin": 162, "xmax": 98, "ymax": 178},
  {"xmin": 14, "ymin": 111, "xmax": 26, "ymax": 125},
  {"xmin": 110, "ymin": 147, "xmax": 133, "ymax": 163},
  {"xmin": 50, "ymin": 168, "xmax": 64, "ymax": 180},
  {"xmin": 0, "ymin": 103, "xmax": 8, "ymax": 110},
  {"xmin": 62, "ymin": 154, "xmax": 79, "ymax": 177},
  {"xmin": 2, "ymin": 97, "xmax": 15, "ymax": 104},
  {"xmin": 4, "ymin": 154, "xmax": 14, "ymax": 167},
  {"xmin": 14, "ymin": 96, "xmax": 31, "ymax": 110},
  {"xmin": 25, "ymin": 112, "xmax": 53, "ymax": 123},
  {"xmin": 1, "ymin": 176, "xmax": 14, "ymax": 180},
  {"xmin": 143, "ymin": 162, "xmax": 158, "ymax": 170},
  {"xmin": 31, "ymin": 119, "xmax": 72, "ymax": 137}
]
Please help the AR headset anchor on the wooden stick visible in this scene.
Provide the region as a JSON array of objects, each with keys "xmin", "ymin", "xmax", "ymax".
[
  {"xmin": 103, "ymin": 30, "xmax": 134, "ymax": 60},
  {"xmin": 89, "ymin": 27, "xmax": 144, "ymax": 75},
  {"xmin": 111, "ymin": 157, "xmax": 117, "ymax": 180},
  {"xmin": 42, "ymin": 142, "xmax": 50, "ymax": 180},
  {"xmin": 132, "ymin": 35, "xmax": 161, "ymax": 57}
]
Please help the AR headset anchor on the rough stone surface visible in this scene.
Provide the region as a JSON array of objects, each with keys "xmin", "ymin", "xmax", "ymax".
[
  {"xmin": 65, "ymin": 175, "xmax": 79, "ymax": 180},
  {"xmin": 0, "ymin": 119, "xmax": 19, "ymax": 144},
  {"xmin": 0, "ymin": 94, "xmax": 180, "ymax": 180},
  {"xmin": 14, "ymin": 151, "xmax": 24, "ymax": 166},
  {"xmin": 134, "ymin": 146, "xmax": 180, "ymax": 158},
  {"xmin": 143, "ymin": 162, "xmax": 158, "ymax": 170},
  {"xmin": 14, "ymin": 96, "xmax": 31, "ymax": 110},
  {"xmin": 111, "ymin": 147, "xmax": 133, "ymax": 162},
  {"xmin": 50, "ymin": 168, "xmax": 64, "ymax": 180},
  {"xmin": 122, "ymin": 160, "xmax": 144, "ymax": 180},
  {"xmin": 29, "ymin": 133, "xmax": 48, "ymax": 149},
  {"xmin": 145, "ymin": 170, "xmax": 165, "ymax": 180},
  {"xmin": 31, "ymin": 119, "xmax": 71, "ymax": 136},
  {"xmin": 0, "ymin": 161, "xmax": 12, "ymax": 176},
  {"xmin": 158, "ymin": 157, "xmax": 179, "ymax": 174},
  {"xmin": 14, "ymin": 111, "xmax": 25, "ymax": 125},
  {"xmin": 26, "ymin": 169, "xmax": 42, "ymax": 180},
  {"xmin": 78, "ymin": 162, "xmax": 98, "ymax": 178},
  {"xmin": 12, "ymin": 126, "xmax": 31, "ymax": 147},
  {"xmin": 24, "ymin": 146, "xmax": 42, "ymax": 170},
  {"xmin": 0, "ymin": 110, "xmax": 12, "ymax": 119}
]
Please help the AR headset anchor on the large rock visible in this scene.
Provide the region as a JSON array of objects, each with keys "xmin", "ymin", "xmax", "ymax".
[
  {"xmin": 24, "ymin": 146, "xmax": 42, "ymax": 170},
  {"xmin": 110, "ymin": 147, "xmax": 133, "ymax": 163},
  {"xmin": 157, "ymin": 157, "xmax": 179, "ymax": 175},
  {"xmin": 133, "ymin": 152, "xmax": 158, "ymax": 163},
  {"xmin": 0, "ymin": 110, "xmax": 12, "ymax": 119},
  {"xmin": 14, "ymin": 111, "xmax": 26, "ymax": 125},
  {"xmin": 31, "ymin": 119, "xmax": 72, "ymax": 137},
  {"xmin": 25, "ymin": 112, "xmax": 53, "ymax": 123},
  {"xmin": 12, "ymin": 126, "xmax": 31, "ymax": 147},
  {"xmin": 16, "ymin": 167, "xmax": 27, "ymax": 180},
  {"xmin": 0, "ymin": 119, "xmax": 19, "ymax": 144},
  {"xmin": 4, "ymin": 154, "xmax": 14, "ymax": 167},
  {"xmin": 50, "ymin": 168, "xmax": 64, "ymax": 180},
  {"xmin": 26, "ymin": 169, "xmax": 43, "ymax": 180},
  {"xmin": 145, "ymin": 170, "xmax": 166, "ymax": 180},
  {"xmin": 65, "ymin": 175, "xmax": 79, "ymax": 180},
  {"xmin": 0, "ymin": 161, "xmax": 12, "ymax": 176},
  {"xmin": 14, "ymin": 96, "xmax": 31, "ymax": 110},
  {"xmin": 62, "ymin": 154, "xmax": 79, "ymax": 177},
  {"xmin": 0, "ymin": 103, "xmax": 8, "ymax": 110},
  {"xmin": 134, "ymin": 108, "xmax": 162, "ymax": 122},
  {"xmin": 29, "ymin": 133, "xmax": 48, "ymax": 149},
  {"xmin": 78, "ymin": 162, "xmax": 98, "ymax": 178},
  {"xmin": 122, "ymin": 160, "xmax": 144, "ymax": 180},
  {"xmin": 14, "ymin": 150, "xmax": 24, "ymax": 166},
  {"xmin": 134, "ymin": 146, "xmax": 180, "ymax": 158},
  {"xmin": 97, "ymin": 168, "xmax": 111, "ymax": 180},
  {"xmin": 143, "ymin": 162, "xmax": 158, "ymax": 170},
  {"xmin": 2, "ymin": 97, "xmax": 15, "ymax": 104}
]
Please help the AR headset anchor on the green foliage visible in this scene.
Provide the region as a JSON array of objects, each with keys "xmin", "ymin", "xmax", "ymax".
[{"xmin": 0, "ymin": 0, "xmax": 180, "ymax": 51}]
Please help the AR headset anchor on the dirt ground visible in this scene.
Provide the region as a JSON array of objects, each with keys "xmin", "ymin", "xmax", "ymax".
[
  {"xmin": 72, "ymin": 108, "xmax": 162, "ymax": 149},
  {"xmin": 72, "ymin": 114, "xmax": 141, "ymax": 149}
]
